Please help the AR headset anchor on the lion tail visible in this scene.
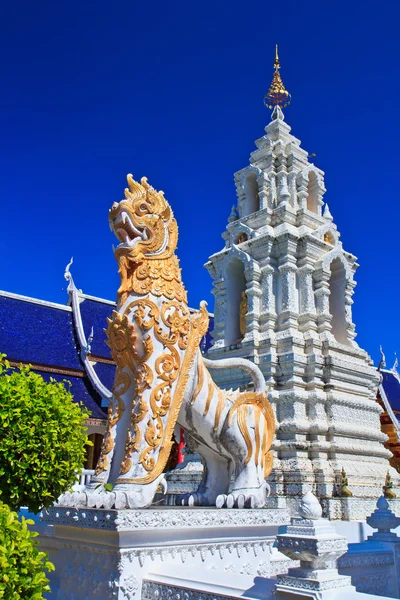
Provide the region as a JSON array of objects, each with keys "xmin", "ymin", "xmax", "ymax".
[{"xmin": 202, "ymin": 356, "xmax": 266, "ymax": 394}]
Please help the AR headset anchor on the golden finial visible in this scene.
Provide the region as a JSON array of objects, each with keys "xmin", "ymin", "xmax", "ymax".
[
  {"xmin": 383, "ymin": 470, "xmax": 397, "ymax": 499},
  {"xmin": 274, "ymin": 43, "xmax": 280, "ymax": 68},
  {"xmin": 339, "ymin": 467, "xmax": 353, "ymax": 497},
  {"xmin": 264, "ymin": 44, "xmax": 291, "ymax": 110}
]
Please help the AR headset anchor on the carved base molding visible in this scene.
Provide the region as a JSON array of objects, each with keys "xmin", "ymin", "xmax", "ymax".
[
  {"xmin": 41, "ymin": 505, "xmax": 290, "ymax": 530},
  {"xmin": 142, "ymin": 580, "xmax": 238, "ymax": 600},
  {"xmin": 38, "ymin": 506, "xmax": 293, "ymax": 599}
]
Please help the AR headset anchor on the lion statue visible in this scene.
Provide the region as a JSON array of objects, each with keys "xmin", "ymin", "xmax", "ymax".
[{"xmin": 59, "ymin": 175, "xmax": 275, "ymax": 510}]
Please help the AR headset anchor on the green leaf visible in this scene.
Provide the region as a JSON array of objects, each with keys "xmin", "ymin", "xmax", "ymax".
[
  {"xmin": 0, "ymin": 354, "xmax": 90, "ymax": 513},
  {"xmin": 0, "ymin": 502, "xmax": 53, "ymax": 596}
]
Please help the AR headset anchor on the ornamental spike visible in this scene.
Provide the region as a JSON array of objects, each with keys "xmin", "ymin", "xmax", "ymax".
[
  {"xmin": 228, "ymin": 205, "xmax": 238, "ymax": 223},
  {"xmin": 264, "ymin": 45, "xmax": 291, "ymax": 111},
  {"xmin": 64, "ymin": 257, "xmax": 79, "ymax": 294},
  {"xmin": 378, "ymin": 345, "xmax": 386, "ymax": 371},
  {"xmin": 323, "ymin": 204, "xmax": 333, "ymax": 221},
  {"xmin": 274, "ymin": 43, "xmax": 280, "ymax": 68}
]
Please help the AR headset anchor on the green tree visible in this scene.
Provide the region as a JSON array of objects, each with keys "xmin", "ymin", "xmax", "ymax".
[
  {"xmin": 0, "ymin": 501, "xmax": 54, "ymax": 599},
  {"xmin": 0, "ymin": 355, "xmax": 90, "ymax": 513}
]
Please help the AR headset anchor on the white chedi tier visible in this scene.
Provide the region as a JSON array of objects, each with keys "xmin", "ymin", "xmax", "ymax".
[{"xmin": 205, "ymin": 105, "xmax": 399, "ymax": 519}]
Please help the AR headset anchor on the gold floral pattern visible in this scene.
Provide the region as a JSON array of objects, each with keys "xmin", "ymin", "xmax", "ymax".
[
  {"xmin": 95, "ymin": 310, "xmax": 153, "ymax": 477},
  {"xmin": 116, "ymin": 299, "xmax": 191, "ymax": 478},
  {"xmin": 116, "ymin": 302, "xmax": 209, "ymax": 485}
]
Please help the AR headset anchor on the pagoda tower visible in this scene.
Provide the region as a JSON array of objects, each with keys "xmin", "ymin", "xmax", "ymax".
[{"xmin": 205, "ymin": 47, "xmax": 398, "ymax": 519}]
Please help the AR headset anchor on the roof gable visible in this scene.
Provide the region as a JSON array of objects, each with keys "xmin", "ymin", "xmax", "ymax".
[
  {"xmin": 381, "ymin": 369, "xmax": 400, "ymax": 412},
  {"xmin": 79, "ymin": 297, "xmax": 114, "ymax": 359}
]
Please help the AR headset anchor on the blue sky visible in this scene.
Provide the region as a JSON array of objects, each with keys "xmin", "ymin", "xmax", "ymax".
[{"xmin": 0, "ymin": 0, "xmax": 399, "ymax": 367}]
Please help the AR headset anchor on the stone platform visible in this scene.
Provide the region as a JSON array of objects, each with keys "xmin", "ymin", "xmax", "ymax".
[{"xmin": 39, "ymin": 506, "xmax": 293, "ymax": 599}]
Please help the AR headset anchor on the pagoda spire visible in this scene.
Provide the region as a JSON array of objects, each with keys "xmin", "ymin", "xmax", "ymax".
[{"xmin": 264, "ymin": 44, "xmax": 291, "ymax": 110}]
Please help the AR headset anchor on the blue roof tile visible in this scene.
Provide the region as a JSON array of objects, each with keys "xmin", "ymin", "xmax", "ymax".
[
  {"xmin": 92, "ymin": 361, "xmax": 116, "ymax": 392},
  {"xmin": 33, "ymin": 369, "xmax": 107, "ymax": 420},
  {"xmin": 381, "ymin": 370, "xmax": 400, "ymax": 412},
  {"xmin": 0, "ymin": 296, "xmax": 82, "ymax": 369},
  {"xmin": 79, "ymin": 298, "xmax": 114, "ymax": 359}
]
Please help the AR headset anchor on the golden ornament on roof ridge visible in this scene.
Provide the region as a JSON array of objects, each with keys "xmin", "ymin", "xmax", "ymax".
[{"xmin": 264, "ymin": 44, "xmax": 291, "ymax": 110}]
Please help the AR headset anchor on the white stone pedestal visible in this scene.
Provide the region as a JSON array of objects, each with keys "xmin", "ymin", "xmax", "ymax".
[
  {"xmin": 39, "ymin": 506, "xmax": 292, "ymax": 600},
  {"xmin": 273, "ymin": 493, "xmax": 395, "ymax": 600}
]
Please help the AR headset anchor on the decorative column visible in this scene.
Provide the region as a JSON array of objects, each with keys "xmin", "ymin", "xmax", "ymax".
[
  {"xmin": 258, "ymin": 171, "xmax": 270, "ymax": 210},
  {"xmin": 296, "ymin": 172, "xmax": 308, "ymax": 211},
  {"xmin": 287, "ymin": 170, "xmax": 296, "ymax": 208},
  {"xmin": 269, "ymin": 173, "xmax": 277, "ymax": 208},
  {"xmin": 313, "ymin": 267, "xmax": 332, "ymax": 338},
  {"xmin": 279, "ymin": 264, "xmax": 297, "ymax": 323},
  {"xmin": 316, "ymin": 189, "xmax": 324, "ymax": 216},
  {"xmin": 243, "ymin": 263, "xmax": 262, "ymax": 347},
  {"xmin": 345, "ymin": 279, "xmax": 357, "ymax": 343},
  {"xmin": 259, "ymin": 263, "xmax": 277, "ymax": 336},
  {"xmin": 234, "ymin": 178, "xmax": 247, "ymax": 219},
  {"xmin": 209, "ymin": 276, "xmax": 226, "ymax": 350},
  {"xmin": 297, "ymin": 262, "xmax": 317, "ymax": 334},
  {"xmin": 277, "ymin": 170, "xmax": 290, "ymax": 205},
  {"xmin": 277, "ymin": 240, "xmax": 299, "ymax": 332}
]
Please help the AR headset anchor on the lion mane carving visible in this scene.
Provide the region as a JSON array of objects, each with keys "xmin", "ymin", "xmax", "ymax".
[{"xmin": 60, "ymin": 175, "xmax": 275, "ymax": 509}]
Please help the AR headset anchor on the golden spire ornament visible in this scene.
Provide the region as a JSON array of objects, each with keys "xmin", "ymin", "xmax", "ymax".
[
  {"xmin": 383, "ymin": 470, "xmax": 397, "ymax": 499},
  {"xmin": 264, "ymin": 44, "xmax": 291, "ymax": 109}
]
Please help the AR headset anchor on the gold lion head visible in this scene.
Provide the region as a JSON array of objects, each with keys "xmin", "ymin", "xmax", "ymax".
[
  {"xmin": 109, "ymin": 174, "xmax": 178, "ymax": 265},
  {"xmin": 109, "ymin": 175, "xmax": 180, "ymax": 304}
]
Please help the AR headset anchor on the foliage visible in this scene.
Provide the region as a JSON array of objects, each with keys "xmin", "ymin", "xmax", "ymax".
[
  {"xmin": 0, "ymin": 501, "xmax": 54, "ymax": 599},
  {"xmin": 0, "ymin": 355, "xmax": 90, "ymax": 513}
]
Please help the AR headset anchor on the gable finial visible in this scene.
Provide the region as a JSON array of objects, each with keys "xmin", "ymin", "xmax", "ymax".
[
  {"xmin": 64, "ymin": 257, "xmax": 76, "ymax": 293},
  {"xmin": 64, "ymin": 257, "xmax": 73, "ymax": 280},
  {"xmin": 264, "ymin": 44, "xmax": 291, "ymax": 111},
  {"xmin": 378, "ymin": 345, "xmax": 386, "ymax": 371},
  {"xmin": 64, "ymin": 256, "xmax": 82, "ymax": 295}
]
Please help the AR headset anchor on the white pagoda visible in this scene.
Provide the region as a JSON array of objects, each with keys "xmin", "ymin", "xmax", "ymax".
[{"xmin": 205, "ymin": 47, "xmax": 398, "ymax": 519}]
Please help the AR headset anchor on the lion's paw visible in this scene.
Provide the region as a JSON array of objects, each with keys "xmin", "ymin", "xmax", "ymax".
[
  {"xmin": 175, "ymin": 492, "xmax": 213, "ymax": 507},
  {"xmin": 216, "ymin": 487, "xmax": 268, "ymax": 509}
]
